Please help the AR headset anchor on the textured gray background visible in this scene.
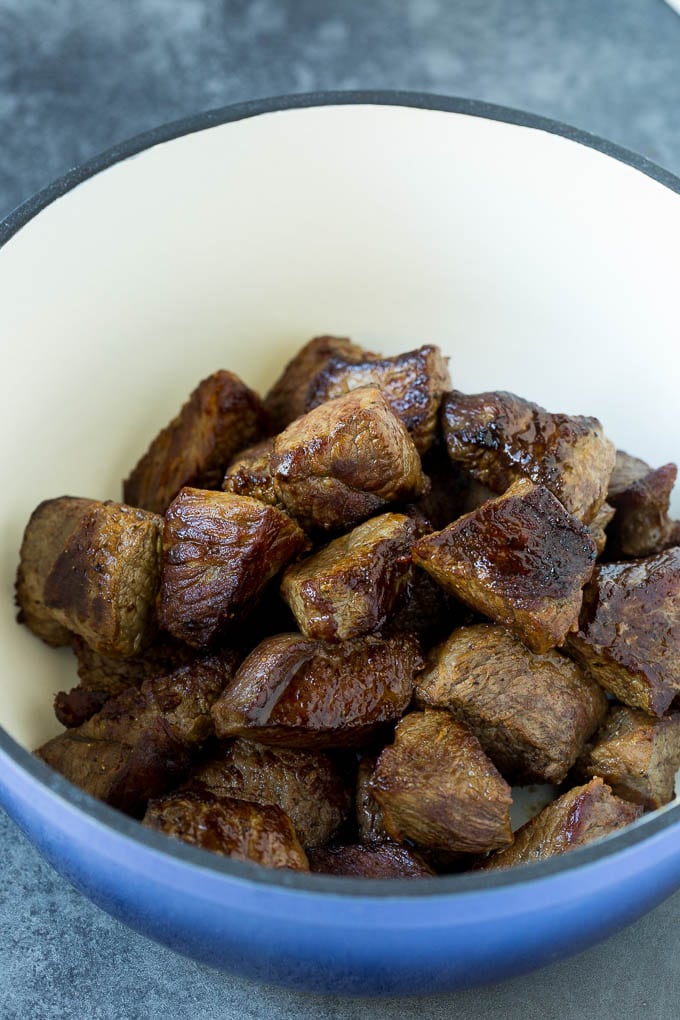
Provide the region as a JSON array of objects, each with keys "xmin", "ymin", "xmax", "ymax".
[{"xmin": 2, "ymin": 0, "xmax": 680, "ymax": 1016}]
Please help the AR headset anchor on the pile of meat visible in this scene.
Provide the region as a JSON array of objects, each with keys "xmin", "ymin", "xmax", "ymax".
[{"xmin": 15, "ymin": 336, "xmax": 680, "ymax": 878}]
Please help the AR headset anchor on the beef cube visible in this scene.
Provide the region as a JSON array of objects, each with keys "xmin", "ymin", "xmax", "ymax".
[
  {"xmin": 158, "ymin": 488, "xmax": 306, "ymax": 647},
  {"xmin": 575, "ymin": 706, "xmax": 680, "ymax": 810},
  {"xmin": 37, "ymin": 652, "xmax": 237, "ymax": 815},
  {"xmin": 567, "ymin": 548, "xmax": 680, "ymax": 716},
  {"xmin": 441, "ymin": 390, "xmax": 615, "ymax": 523},
  {"xmin": 39, "ymin": 501, "xmax": 163, "ymax": 658},
  {"xmin": 308, "ymin": 843, "xmax": 434, "ymax": 878},
  {"xmin": 211, "ymin": 632, "xmax": 422, "ymax": 749},
  {"xmin": 15, "ymin": 496, "xmax": 96, "ymax": 646},
  {"xmin": 280, "ymin": 513, "xmax": 416, "ymax": 641},
  {"xmin": 124, "ymin": 371, "xmax": 270, "ymax": 515},
  {"xmin": 306, "ymin": 345, "xmax": 451, "ymax": 454},
  {"xmin": 416, "ymin": 624, "xmax": 607, "ymax": 783},
  {"xmin": 588, "ymin": 502, "xmax": 615, "ymax": 557},
  {"xmin": 54, "ymin": 635, "xmax": 201, "ymax": 728},
  {"xmin": 369, "ymin": 710, "xmax": 513, "ymax": 854},
  {"xmin": 144, "ymin": 790, "xmax": 309, "ymax": 870},
  {"xmin": 606, "ymin": 451, "xmax": 678, "ymax": 558},
  {"xmin": 264, "ymin": 335, "xmax": 374, "ymax": 431},
  {"xmin": 478, "ymin": 778, "xmax": 642, "ymax": 870},
  {"xmin": 271, "ymin": 387, "xmax": 427, "ymax": 533},
  {"xmin": 187, "ymin": 739, "xmax": 352, "ymax": 849},
  {"xmin": 412, "ymin": 479, "xmax": 597, "ymax": 653},
  {"xmin": 356, "ymin": 754, "xmax": 389, "ymax": 843},
  {"xmin": 221, "ymin": 439, "xmax": 282, "ymax": 508}
]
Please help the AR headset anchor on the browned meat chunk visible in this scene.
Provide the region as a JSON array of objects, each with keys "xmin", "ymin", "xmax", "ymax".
[
  {"xmin": 588, "ymin": 502, "xmax": 615, "ymax": 557},
  {"xmin": 39, "ymin": 501, "xmax": 163, "ymax": 658},
  {"xmin": 441, "ymin": 390, "xmax": 616, "ymax": 523},
  {"xmin": 280, "ymin": 513, "xmax": 416, "ymax": 641},
  {"xmin": 369, "ymin": 710, "xmax": 513, "ymax": 854},
  {"xmin": 15, "ymin": 496, "xmax": 96, "ymax": 646},
  {"xmin": 478, "ymin": 778, "xmax": 642, "ymax": 870},
  {"xmin": 606, "ymin": 451, "xmax": 678, "ymax": 558},
  {"xmin": 124, "ymin": 371, "xmax": 270, "ymax": 515},
  {"xmin": 308, "ymin": 843, "xmax": 434, "ymax": 878},
  {"xmin": 221, "ymin": 439, "xmax": 282, "ymax": 508},
  {"xmin": 567, "ymin": 548, "xmax": 680, "ymax": 716},
  {"xmin": 158, "ymin": 488, "xmax": 306, "ymax": 647},
  {"xmin": 575, "ymin": 706, "xmax": 680, "ymax": 810},
  {"xmin": 37, "ymin": 653, "xmax": 237, "ymax": 815},
  {"xmin": 271, "ymin": 387, "xmax": 426, "ymax": 533},
  {"xmin": 144, "ymin": 790, "xmax": 309, "ymax": 870},
  {"xmin": 187, "ymin": 739, "xmax": 352, "ymax": 848},
  {"xmin": 264, "ymin": 335, "xmax": 374, "ymax": 431},
  {"xmin": 211, "ymin": 632, "xmax": 422, "ymax": 748},
  {"xmin": 416, "ymin": 624, "xmax": 607, "ymax": 784},
  {"xmin": 356, "ymin": 754, "xmax": 389, "ymax": 843},
  {"xmin": 54, "ymin": 635, "xmax": 201, "ymax": 728},
  {"xmin": 306, "ymin": 345, "xmax": 451, "ymax": 454},
  {"xmin": 412, "ymin": 479, "xmax": 597, "ymax": 653}
]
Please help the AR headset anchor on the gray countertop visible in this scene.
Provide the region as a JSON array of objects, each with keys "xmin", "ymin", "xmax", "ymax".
[{"xmin": 2, "ymin": 1, "xmax": 680, "ymax": 1016}]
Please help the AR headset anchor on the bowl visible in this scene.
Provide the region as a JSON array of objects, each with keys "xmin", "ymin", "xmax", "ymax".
[{"xmin": 1, "ymin": 92, "xmax": 679, "ymax": 997}]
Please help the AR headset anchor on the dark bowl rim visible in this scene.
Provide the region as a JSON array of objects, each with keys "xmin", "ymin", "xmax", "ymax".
[{"xmin": 2, "ymin": 89, "xmax": 680, "ymax": 901}]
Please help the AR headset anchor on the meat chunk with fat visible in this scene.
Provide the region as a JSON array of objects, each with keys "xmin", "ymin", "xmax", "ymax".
[
  {"xmin": 369, "ymin": 710, "xmax": 514, "ymax": 854},
  {"xmin": 575, "ymin": 705, "xmax": 680, "ymax": 810},
  {"xmin": 306, "ymin": 345, "xmax": 451, "ymax": 454},
  {"xmin": 123, "ymin": 370, "xmax": 271, "ymax": 515},
  {"xmin": 15, "ymin": 496, "xmax": 96, "ymax": 646},
  {"xmin": 606, "ymin": 451, "xmax": 678, "ymax": 558},
  {"xmin": 441, "ymin": 389, "xmax": 616, "ymax": 523},
  {"xmin": 187, "ymin": 739, "xmax": 352, "ymax": 849},
  {"xmin": 221, "ymin": 438, "xmax": 282, "ymax": 508},
  {"xmin": 36, "ymin": 652, "xmax": 237, "ymax": 816},
  {"xmin": 144, "ymin": 790, "xmax": 309, "ymax": 870},
  {"xmin": 39, "ymin": 500, "xmax": 163, "ymax": 658},
  {"xmin": 308, "ymin": 843, "xmax": 434, "ymax": 878},
  {"xmin": 158, "ymin": 488, "xmax": 306, "ymax": 647},
  {"xmin": 416, "ymin": 624, "xmax": 607, "ymax": 784},
  {"xmin": 477, "ymin": 778, "xmax": 642, "ymax": 870},
  {"xmin": 567, "ymin": 548, "xmax": 680, "ymax": 716},
  {"xmin": 211, "ymin": 632, "xmax": 422, "ymax": 748},
  {"xmin": 412, "ymin": 479, "xmax": 597, "ymax": 653},
  {"xmin": 280, "ymin": 513, "xmax": 416, "ymax": 641},
  {"xmin": 271, "ymin": 387, "xmax": 426, "ymax": 533}
]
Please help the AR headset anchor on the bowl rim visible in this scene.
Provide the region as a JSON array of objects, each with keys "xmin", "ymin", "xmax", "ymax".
[{"xmin": 2, "ymin": 89, "xmax": 680, "ymax": 899}]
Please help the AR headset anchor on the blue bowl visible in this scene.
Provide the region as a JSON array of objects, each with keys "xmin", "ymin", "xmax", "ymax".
[{"xmin": 1, "ymin": 92, "xmax": 680, "ymax": 996}]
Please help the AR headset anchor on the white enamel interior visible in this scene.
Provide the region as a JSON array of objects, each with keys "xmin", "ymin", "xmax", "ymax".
[{"xmin": 1, "ymin": 103, "xmax": 679, "ymax": 756}]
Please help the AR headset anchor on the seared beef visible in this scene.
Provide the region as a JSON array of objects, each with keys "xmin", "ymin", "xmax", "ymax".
[
  {"xmin": 211, "ymin": 632, "xmax": 422, "ymax": 748},
  {"xmin": 280, "ymin": 513, "xmax": 416, "ymax": 641},
  {"xmin": 606, "ymin": 451, "xmax": 678, "ymax": 558},
  {"xmin": 412, "ymin": 479, "xmax": 597, "ymax": 653},
  {"xmin": 264, "ymin": 335, "xmax": 373, "ymax": 431},
  {"xmin": 575, "ymin": 705, "xmax": 680, "ymax": 810},
  {"xmin": 306, "ymin": 345, "xmax": 451, "ymax": 454},
  {"xmin": 441, "ymin": 389, "xmax": 615, "ymax": 523},
  {"xmin": 271, "ymin": 387, "xmax": 426, "ymax": 533},
  {"xmin": 187, "ymin": 739, "xmax": 352, "ymax": 848},
  {"xmin": 308, "ymin": 843, "xmax": 434, "ymax": 878},
  {"xmin": 41, "ymin": 501, "xmax": 163, "ymax": 658},
  {"xmin": 477, "ymin": 778, "xmax": 641, "ymax": 870},
  {"xmin": 124, "ymin": 370, "xmax": 270, "ymax": 515},
  {"xmin": 356, "ymin": 754, "xmax": 389, "ymax": 844},
  {"xmin": 15, "ymin": 496, "xmax": 96, "ymax": 646},
  {"xmin": 416, "ymin": 624, "xmax": 607, "ymax": 783},
  {"xmin": 567, "ymin": 548, "xmax": 680, "ymax": 716},
  {"xmin": 144, "ymin": 790, "xmax": 309, "ymax": 870},
  {"xmin": 221, "ymin": 439, "xmax": 282, "ymax": 508},
  {"xmin": 158, "ymin": 488, "xmax": 306, "ymax": 647},
  {"xmin": 37, "ymin": 652, "xmax": 237, "ymax": 815},
  {"xmin": 369, "ymin": 710, "xmax": 513, "ymax": 854}
]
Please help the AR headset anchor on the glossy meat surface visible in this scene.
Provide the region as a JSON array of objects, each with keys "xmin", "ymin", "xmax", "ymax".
[
  {"xmin": 441, "ymin": 389, "xmax": 615, "ymax": 523},
  {"xmin": 417, "ymin": 624, "xmax": 607, "ymax": 783},
  {"xmin": 308, "ymin": 843, "xmax": 434, "ymax": 878},
  {"xmin": 412, "ymin": 479, "xmax": 597, "ymax": 653},
  {"xmin": 124, "ymin": 370, "xmax": 270, "ymax": 515}
]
